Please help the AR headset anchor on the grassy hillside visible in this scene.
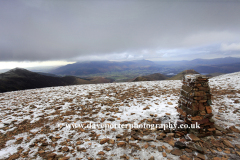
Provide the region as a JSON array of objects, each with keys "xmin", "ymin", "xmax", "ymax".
[
  {"xmin": 0, "ymin": 68, "xmax": 113, "ymax": 93},
  {"xmin": 132, "ymin": 73, "xmax": 168, "ymax": 82}
]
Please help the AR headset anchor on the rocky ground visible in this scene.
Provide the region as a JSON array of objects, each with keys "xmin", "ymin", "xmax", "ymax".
[{"xmin": 0, "ymin": 72, "xmax": 240, "ymax": 160}]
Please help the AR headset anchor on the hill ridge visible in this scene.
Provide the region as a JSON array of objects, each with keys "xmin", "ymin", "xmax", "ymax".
[
  {"xmin": 168, "ymin": 69, "xmax": 200, "ymax": 80},
  {"xmin": 132, "ymin": 73, "xmax": 168, "ymax": 82},
  {"xmin": 0, "ymin": 68, "xmax": 112, "ymax": 93}
]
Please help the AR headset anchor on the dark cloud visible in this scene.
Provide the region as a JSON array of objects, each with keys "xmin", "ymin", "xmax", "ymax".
[{"xmin": 0, "ymin": 0, "xmax": 240, "ymax": 61}]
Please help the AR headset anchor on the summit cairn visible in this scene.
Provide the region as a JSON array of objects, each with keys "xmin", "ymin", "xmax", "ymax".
[{"xmin": 177, "ymin": 74, "xmax": 215, "ymax": 137}]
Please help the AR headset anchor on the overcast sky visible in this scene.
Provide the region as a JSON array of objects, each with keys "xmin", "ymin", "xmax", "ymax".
[{"xmin": 1, "ymin": 0, "xmax": 240, "ymax": 69}]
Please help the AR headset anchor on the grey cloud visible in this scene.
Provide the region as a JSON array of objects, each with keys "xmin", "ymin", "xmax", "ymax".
[
  {"xmin": 221, "ymin": 43, "xmax": 240, "ymax": 51},
  {"xmin": 0, "ymin": 0, "xmax": 240, "ymax": 61}
]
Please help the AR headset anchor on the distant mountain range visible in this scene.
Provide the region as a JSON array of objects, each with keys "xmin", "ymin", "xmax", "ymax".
[
  {"xmin": 154, "ymin": 57, "xmax": 240, "ymax": 67},
  {"xmin": 0, "ymin": 68, "xmax": 202, "ymax": 93},
  {"xmin": 49, "ymin": 57, "xmax": 240, "ymax": 80},
  {"xmin": 1, "ymin": 57, "xmax": 240, "ymax": 92},
  {"xmin": 0, "ymin": 67, "xmax": 228, "ymax": 93},
  {"xmin": 51, "ymin": 60, "xmax": 157, "ymax": 75},
  {"xmin": 0, "ymin": 68, "xmax": 113, "ymax": 93}
]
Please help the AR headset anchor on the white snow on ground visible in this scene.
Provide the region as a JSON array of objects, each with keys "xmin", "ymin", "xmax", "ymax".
[
  {"xmin": 0, "ymin": 72, "xmax": 239, "ymax": 159},
  {"xmin": 210, "ymin": 72, "xmax": 240, "ymax": 90},
  {"xmin": 0, "ymin": 80, "xmax": 181, "ymax": 160},
  {"xmin": 209, "ymin": 72, "xmax": 240, "ymax": 129}
]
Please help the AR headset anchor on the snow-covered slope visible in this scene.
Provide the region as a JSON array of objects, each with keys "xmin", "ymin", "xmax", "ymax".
[
  {"xmin": 0, "ymin": 72, "xmax": 239, "ymax": 160},
  {"xmin": 210, "ymin": 72, "xmax": 240, "ymax": 90},
  {"xmin": 209, "ymin": 72, "xmax": 240, "ymax": 130}
]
